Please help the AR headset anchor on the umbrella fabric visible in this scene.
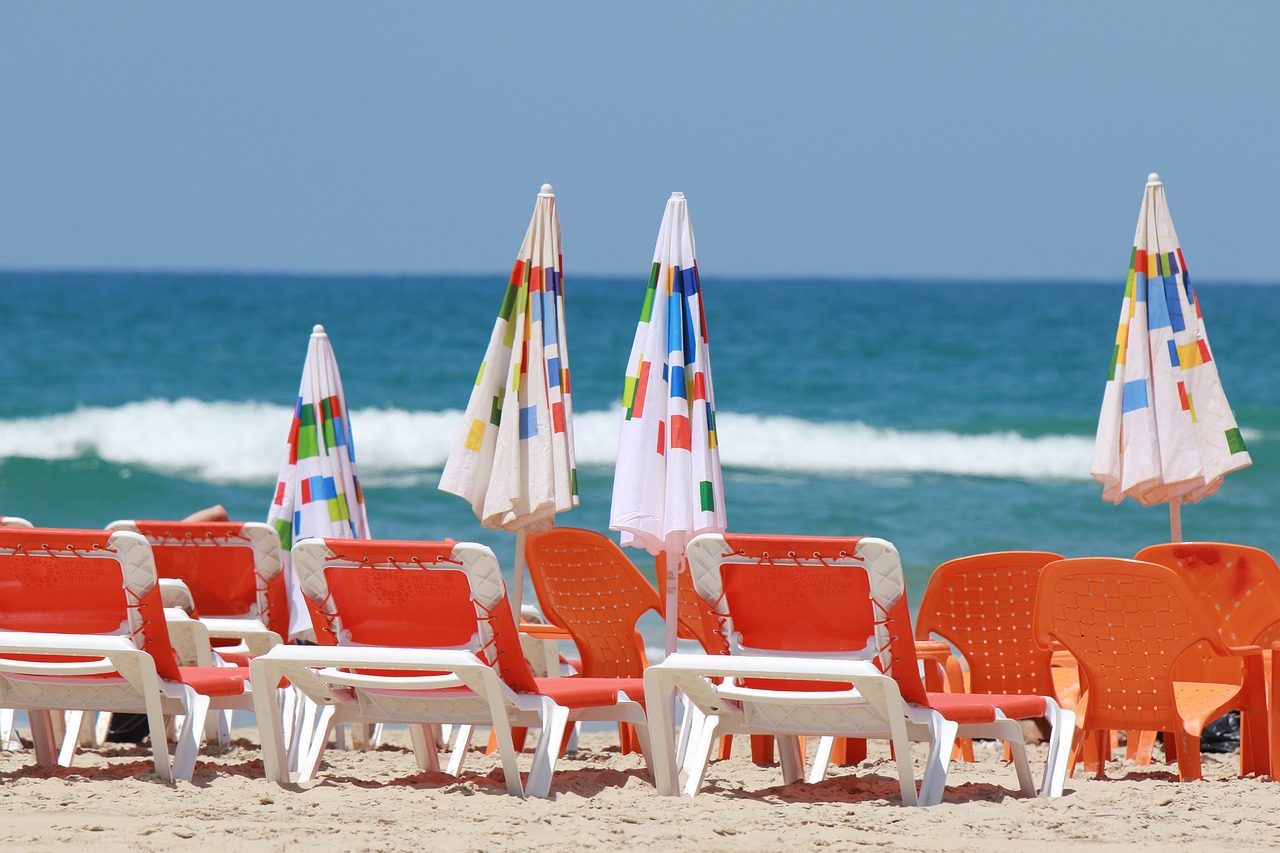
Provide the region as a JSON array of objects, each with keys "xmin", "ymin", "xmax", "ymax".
[
  {"xmin": 1092, "ymin": 173, "xmax": 1251, "ymax": 510},
  {"xmin": 268, "ymin": 324, "xmax": 371, "ymax": 640},
  {"xmin": 439, "ymin": 184, "xmax": 578, "ymax": 536},
  {"xmin": 611, "ymin": 192, "xmax": 726, "ymax": 651}
]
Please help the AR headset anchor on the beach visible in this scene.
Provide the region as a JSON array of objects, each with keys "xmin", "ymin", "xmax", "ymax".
[{"xmin": 1, "ymin": 725, "xmax": 1275, "ymax": 852}]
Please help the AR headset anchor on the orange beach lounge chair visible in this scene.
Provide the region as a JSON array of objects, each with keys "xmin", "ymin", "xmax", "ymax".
[
  {"xmin": 644, "ymin": 532, "xmax": 1073, "ymax": 806},
  {"xmin": 250, "ymin": 537, "xmax": 651, "ymax": 797},
  {"xmin": 0, "ymin": 527, "xmax": 253, "ymax": 783}
]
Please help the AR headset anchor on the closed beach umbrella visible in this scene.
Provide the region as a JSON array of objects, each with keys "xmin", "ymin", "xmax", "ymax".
[
  {"xmin": 438, "ymin": 184, "xmax": 578, "ymax": 617},
  {"xmin": 610, "ymin": 191, "xmax": 727, "ymax": 655},
  {"xmin": 1091, "ymin": 173, "xmax": 1251, "ymax": 541},
  {"xmin": 268, "ymin": 324, "xmax": 371, "ymax": 641}
]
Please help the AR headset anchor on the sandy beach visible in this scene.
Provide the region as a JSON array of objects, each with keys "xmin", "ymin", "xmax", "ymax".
[{"xmin": 1, "ymin": 724, "xmax": 1275, "ymax": 852}]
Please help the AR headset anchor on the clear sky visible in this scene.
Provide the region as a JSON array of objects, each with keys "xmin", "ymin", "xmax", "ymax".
[{"xmin": 1, "ymin": 2, "xmax": 1276, "ymax": 281}]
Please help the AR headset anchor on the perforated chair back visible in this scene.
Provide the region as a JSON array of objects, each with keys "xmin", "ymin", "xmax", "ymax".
[
  {"xmin": 915, "ymin": 551, "xmax": 1064, "ymax": 696},
  {"xmin": 1136, "ymin": 542, "xmax": 1280, "ymax": 678},
  {"xmin": 524, "ymin": 528, "xmax": 659, "ymax": 678},
  {"xmin": 1034, "ymin": 557, "xmax": 1236, "ymax": 733}
]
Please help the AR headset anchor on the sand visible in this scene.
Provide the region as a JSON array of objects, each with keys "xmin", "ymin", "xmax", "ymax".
[{"xmin": 0, "ymin": 724, "xmax": 1276, "ymax": 852}]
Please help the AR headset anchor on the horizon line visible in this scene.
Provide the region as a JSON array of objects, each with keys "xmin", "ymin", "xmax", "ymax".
[{"xmin": 2, "ymin": 264, "xmax": 1280, "ymax": 288}]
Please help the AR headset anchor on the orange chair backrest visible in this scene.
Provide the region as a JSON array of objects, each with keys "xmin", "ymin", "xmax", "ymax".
[
  {"xmin": 0, "ymin": 528, "xmax": 182, "ymax": 681},
  {"xmin": 1135, "ymin": 542, "xmax": 1280, "ymax": 648},
  {"xmin": 292, "ymin": 538, "xmax": 539, "ymax": 693},
  {"xmin": 1135, "ymin": 542, "xmax": 1280, "ymax": 687},
  {"xmin": 125, "ymin": 521, "xmax": 289, "ymax": 641},
  {"xmin": 1033, "ymin": 557, "xmax": 1228, "ymax": 732},
  {"xmin": 524, "ymin": 528, "xmax": 658, "ymax": 678},
  {"xmin": 915, "ymin": 551, "xmax": 1064, "ymax": 696},
  {"xmin": 686, "ymin": 532, "xmax": 930, "ymax": 704}
]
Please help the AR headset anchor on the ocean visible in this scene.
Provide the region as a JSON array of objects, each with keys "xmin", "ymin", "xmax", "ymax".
[{"xmin": 2, "ymin": 270, "xmax": 1277, "ymax": 645}]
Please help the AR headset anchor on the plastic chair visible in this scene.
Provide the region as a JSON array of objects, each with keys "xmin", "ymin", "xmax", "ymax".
[
  {"xmin": 108, "ymin": 520, "xmax": 288, "ymax": 660},
  {"xmin": 525, "ymin": 527, "xmax": 695, "ymax": 757},
  {"xmin": 914, "ymin": 551, "xmax": 1081, "ymax": 761},
  {"xmin": 1134, "ymin": 542, "xmax": 1280, "ymax": 777},
  {"xmin": 0, "ymin": 527, "xmax": 253, "ymax": 783},
  {"xmin": 250, "ymin": 537, "xmax": 651, "ymax": 798},
  {"xmin": 1033, "ymin": 556, "xmax": 1257, "ymax": 781},
  {"xmin": 645, "ymin": 532, "xmax": 1073, "ymax": 806}
]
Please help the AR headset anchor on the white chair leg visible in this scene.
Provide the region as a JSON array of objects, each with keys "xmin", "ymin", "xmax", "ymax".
[
  {"xmin": 917, "ymin": 715, "xmax": 960, "ymax": 807},
  {"xmin": 250, "ymin": 665, "xmax": 290, "ymax": 785},
  {"xmin": 675, "ymin": 694, "xmax": 712, "ymax": 769},
  {"xmin": 29, "ymin": 710, "xmax": 57, "ymax": 769},
  {"xmin": 445, "ymin": 724, "xmax": 474, "ymax": 776},
  {"xmin": 681, "ymin": 715, "xmax": 722, "ymax": 797},
  {"xmin": 170, "ymin": 690, "xmax": 211, "ymax": 782},
  {"xmin": 807, "ymin": 735, "xmax": 836, "ymax": 784},
  {"xmin": 778, "ymin": 735, "xmax": 805, "ymax": 785},
  {"xmin": 298, "ymin": 704, "xmax": 337, "ymax": 784},
  {"xmin": 409, "ymin": 724, "xmax": 440, "ymax": 773},
  {"xmin": 1039, "ymin": 703, "xmax": 1076, "ymax": 797},
  {"xmin": 525, "ymin": 699, "xmax": 571, "ymax": 798},
  {"xmin": 287, "ymin": 692, "xmax": 319, "ymax": 773},
  {"xmin": 57, "ymin": 711, "xmax": 84, "ymax": 766},
  {"xmin": 0, "ymin": 708, "xmax": 17, "ymax": 751}
]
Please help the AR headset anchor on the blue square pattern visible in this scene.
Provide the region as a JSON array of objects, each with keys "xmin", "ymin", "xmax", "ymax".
[
  {"xmin": 520, "ymin": 405, "xmax": 538, "ymax": 440},
  {"xmin": 1122, "ymin": 379, "xmax": 1150, "ymax": 413}
]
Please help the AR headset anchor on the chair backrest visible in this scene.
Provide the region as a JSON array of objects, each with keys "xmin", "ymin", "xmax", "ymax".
[
  {"xmin": 291, "ymin": 538, "xmax": 538, "ymax": 692},
  {"xmin": 524, "ymin": 528, "xmax": 660, "ymax": 677},
  {"xmin": 1135, "ymin": 542, "xmax": 1280, "ymax": 648},
  {"xmin": 109, "ymin": 520, "xmax": 288, "ymax": 640},
  {"xmin": 685, "ymin": 532, "xmax": 929, "ymax": 703},
  {"xmin": 0, "ymin": 527, "xmax": 181, "ymax": 680},
  {"xmin": 1135, "ymin": 542, "xmax": 1280, "ymax": 686},
  {"xmin": 915, "ymin": 551, "xmax": 1064, "ymax": 696},
  {"xmin": 1033, "ymin": 557, "xmax": 1230, "ymax": 732}
]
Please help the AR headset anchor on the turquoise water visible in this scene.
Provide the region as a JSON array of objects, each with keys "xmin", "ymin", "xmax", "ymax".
[{"xmin": 2, "ymin": 270, "xmax": 1277, "ymax": 639}]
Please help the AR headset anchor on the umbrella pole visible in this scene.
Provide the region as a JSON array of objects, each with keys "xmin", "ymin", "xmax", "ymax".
[
  {"xmin": 1169, "ymin": 499, "xmax": 1183, "ymax": 544},
  {"xmin": 661, "ymin": 550, "xmax": 680, "ymax": 657},
  {"xmin": 512, "ymin": 529, "xmax": 528, "ymax": 622}
]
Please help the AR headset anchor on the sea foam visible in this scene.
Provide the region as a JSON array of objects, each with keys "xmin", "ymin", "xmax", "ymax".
[{"xmin": 0, "ymin": 399, "xmax": 1108, "ymax": 485}]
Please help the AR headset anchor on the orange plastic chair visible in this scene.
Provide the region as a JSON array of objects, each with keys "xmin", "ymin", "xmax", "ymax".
[
  {"xmin": 525, "ymin": 528, "xmax": 660, "ymax": 680},
  {"xmin": 1033, "ymin": 557, "xmax": 1259, "ymax": 780},
  {"xmin": 1135, "ymin": 542, "xmax": 1280, "ymax": 777},
  {"xmin": 523, "ymin": 527, "xmax": 671, "ymax": 756},
  {"xmin": 914, "ymin": 551, "xmax": 1080, "ymax": 763}
]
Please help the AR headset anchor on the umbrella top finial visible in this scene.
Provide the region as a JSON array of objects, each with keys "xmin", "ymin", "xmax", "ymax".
[
  {"xmin": 1147, "ymin": 172, "xmax": 1161, "ymax": 186},
  {"xmin": 312, "ymin": 324, "xmax": 326, "ymax": 335},
  {"xmin": 670, "ymin": 191, "xmax": 685, "ymax": 200},
  {"xmin": 539, "ymin": 183, "xmax": 554, "ymax": 196}
]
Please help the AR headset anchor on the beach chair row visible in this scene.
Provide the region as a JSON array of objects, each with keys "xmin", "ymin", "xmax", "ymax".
[{"xmin": 0, "ymin": 522, "xmax": 1273, "ymax": 802}]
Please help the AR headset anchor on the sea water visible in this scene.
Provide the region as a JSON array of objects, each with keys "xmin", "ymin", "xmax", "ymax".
[{"xmin": 1, "ymin": 270, "xmax": 1277, "ymax": 645}]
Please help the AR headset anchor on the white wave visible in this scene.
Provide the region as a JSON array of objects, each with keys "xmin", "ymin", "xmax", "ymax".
[{"xmin": 0, "ymin": 398, "xmax": 1111, "ymax": 485}]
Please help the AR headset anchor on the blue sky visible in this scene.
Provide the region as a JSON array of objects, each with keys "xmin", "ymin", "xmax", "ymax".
[{"xmin": 1, "ymin": 2, "xmax": 1276, "ymax": 281}]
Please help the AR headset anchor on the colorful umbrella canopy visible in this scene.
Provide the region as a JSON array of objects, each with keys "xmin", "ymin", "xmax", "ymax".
[
  {"xmin": 438, "ymin": 184, "xmax": 578, "ymax": 616},
  {"xmin": 610, "ymin": 191, "xmax": 726, "ymax": 654},
  {"xmin": 268, "ymin": 324, "xmax": 371, "ymax": 640},
  {"xmin": 1091, "ymin": 173, "xmax": 1251, "ymax": 540}
]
